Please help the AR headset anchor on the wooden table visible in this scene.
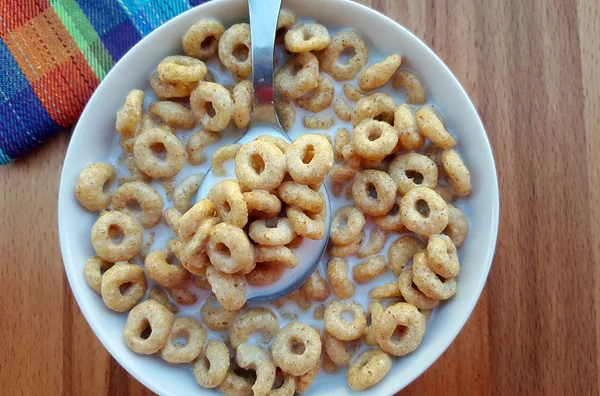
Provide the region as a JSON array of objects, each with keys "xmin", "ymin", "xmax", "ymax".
[{"xmin": 1, "ymin": 0, "xmax": 598, "ymax": 394}]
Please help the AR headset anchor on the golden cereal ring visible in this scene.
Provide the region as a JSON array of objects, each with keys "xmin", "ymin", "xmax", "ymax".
[
  {"xmin": 296, "ymin": 73, "xmax": 334, "ymax": 112},
  {"xmin": 369, "ymin": 281, "xmax": 402, "ymax": 299},
  {"xmin": 394, "ymin": 70, "xmax": 426, "ymax": 105},
  {"xmin": 286, "ymin": 134, "xmax": 334, "ymax": 185},
  {"xmin": 180, "ymin": 217, "xmax": 218, "ymax": 275},
  {"xmin": 148, "ymin": 101, "xmax": 195, "ymax": 129},
  {"xmin": 372, "ymin": 197, "xmax": 407, "ymax": 233},
  {"xmin": 300, "ymin": 268, "xmax": 330, "ymax": 301},
  {"xmin": 412, "ymin": 250, "xmax": 457, "ymax": 300},
  {"xmin": 416, "ymin": 106, "xmax": 456, "ymax": 148},
  {"xmin": 427, "ymin": 234, "xmax": 460, "ymax": 278},
  {"xmin": 157, "ymin": 55, "xmax": 207, "ymax": 84},
  {"xmin": 334, "ymin": 128, "xmax": 351, "ymax": 161},
  {"xmin": 324, "ymin": 299, "xmax": 367, "ymax": 341},
  {"xmin": 351, "ymin": 170, "xmax": 396, "ymax": 216},
  {"xmin": 303, "ymin": 114, "xmax": 335, "ymax": 129},
  {"xmin": 347, "ymin": 349, "xmax": 392, "ymax": 391},
  {"xmin": 174, "ymin": 174, "xmax": 204, "ymax": 214},
  {"xmin": 208, "ymin": 222, "xmax": 255, "ymax": 275},
  {"xmin": 353, "ymin": 255, "xmax": 388, "ymax": 283},
  {"xmin": 388, "ymin": 235, "xmax": 425, "ymax": 276},
  {"xmin": 323, "ymin": 330, "xmax": 361, "ymax": 367},
  {"xmin": 167, "ymin": 286, "xmax": 198, "ymax": 305},
  {"xmin": 232, "ymin": 80, "xmax": 253, "ymax": 129},
  {"xmin": 158, "ymin": 316, "xmax": 207, "ymax": 363},
  {"xmin": 275, "ymin": 53, "xmax": 319, "ymax": 99},
  {"xmin": 333, "ymin": 97, "xmax": 352, "ymax": 122},
  {"xmin": 111, "ymin": 182, "xmax": 163, "ymax": 228},
  {"xmin": 364, "ymin": 301, "xmax": 384, "ymax": 346},
  {"xmin": 133, "ymin": 128, "xmax": 185, "ymax": 178},
  {"xmin": 343, "ymin": 83, "xmax": 365, "ymax": 102},
  {"xmin": 178, "ymin": 199, "xmax": 216, "ymax": 242},
  {"xmin": 269, "ymin": 369, "xmax": 297, "ymax": 395},
  {"xmin": 434, "ymin": 184, "xmax": 454, "ymax": 202},
  {"xmin": 285, "ymin": 235, "xmax": 304, "ymax": 249},
  {"xmin": 116, "ymin": 89, "xmax": 144, "ymax": 136},
  {"xmin": 295, "ymin": 361, "xmax": 320, "ymax": 393},
  {"xmin": 187, "ymin": 129, "xmax": 220, "ymax": 165},
  {"xmin": 249, "ymin": 217, "xmax": 297, "ymax": 246},
  {"xmin": 352, "ymin": 120, "xmax": 398, "ymax": 160},
  {"xmin": 206, "ymin": 265, "xmax": 247, "ymax": 310},
  {"xmin": 328, "ymin": 230, "xmax": 364, "ymax": 258},
  {"xmin": 150, "ymin": 72, "xmax": 197, "ymax": 100},
  {"xmin": 276, "ymin": 8, "xmax": 297, "ymax": 40},
  {"xmin": 254, "ymin": 134, "xmax": 289, "ymax": 153},
  {"xmin": 330, "ymin": 162, "xmax": 359, "ymax": 182},
  {"xmin": 389, "ymin": 153, "xmax": 438, "ymax": 195},
  {"xmin": 149, "ymin": 285, "xmax": 179, "ymax": 314},
  {"xmin": 100, "ymin": 263, "xmax": 146, "ymax": 312},
  {"xmin": 275, "ymin": 97, "xmax": 296, "ymax": 132},
  {"xmin": 193, "ymin": 273, "xmax": 211, "ymax": 291},
  {"xmin": 358, "ymin": 228, "xmax": 387, "ymax": 258},
  {"xmin": 76, "ymin": 162, "xmax": 116, "ymax": 211},
  {"xmin": 83, "ymin": 256, "xmax": 114, "ymax": 294},
  {"xmin": 246, "ymin": 262, "xmax": 283, "ymax": 286},
  {"xmin": 164, "ymin": 209, "xmax": 181, "ymax": 237},
  {"xmin": 118, "ymin": 151, "xmax": 152, "ymax": 183},
  {"xmin": 235, "ymin": 140, "xmax": 285, "ymax": 191},
  {"xmin": 235, "ymin": 344, "xmax": 276, "ymax": 396},
  {"xmin": 272, "ymin": 322, "xmax": 321, "ymax": 376},
  {"xmin": 277, "ymin": 181, "xmax": 324, "ymax": 214},
  {"xmin": 194, "ymin": 340, "xmax": 230, "ymax": 388},
  {"xmin": 217, "ymin": 360, "xmax": 255, "ymax": 396},
  {"xmin": 208, "ymin": 180, "xmax": 248, "ymax": 228},
  {"xmin": 375, "ymin": 302, "xmax": 426, "ymax": 356},
  {"xmin": 218, "ymin": 23, "xmax": 252, "ymax": 78},
  {"xmin": 145, "ymin": 250, "xmax": 189, "ymax": 287},
  {"xmin": 124, "ymin": 299, "xmax": 174, "ymax": 354},
  {"xmin": 394, "ymin": 104, "xmax": 424, "ymax": 150},
  {"xmin": 166, "ymin": 238, "xmax": 182, "ymax": 260},
  {"xmin": 243, "ymin": 191, "xmax": 282, "ymax": 218},
  {"xmin": 230, "ymin": 308, "xmax": 279, "ymax": 351},
  {"xmin": 91, "ymin": 211, "xmax": 142, "ymax": 262},
  {"xmin": 183, "ymin": 20, "xmax": 225, "ymax": 60},
  {"xmin": 286, "ymin": 289, "xmax": 312, "ymax": 311},
  {"xmin": 400, "ymin": 186, "xmax": 449, "ymax": 237},
  {"xmin": 397, "ymin": 268, "xmax": 439, "ymax": 310},
  {"xmin": 445, "ymin": 203, "xmax": 468, "ymax": 248},
  {"xmin": 286, "ymin": 206, "xmax": 325, "ymax": 240},
  {"xmin": 320, "ymin": 30, "xmax": 369, "ymax": 81},
  {"xmin": 284, "ymin": 23, "xmax": 330, "ymax": 53},
  {"xmin": 351, "ymin": 93, "xmax": 396, "ymax": 126},
  {"xmin": 358, "ymin": 54, "xmax": 402, "ymax": 91},
  {"xmin": 441, "ymin": 149, "xmax": 471, "ymax": 196},
  {"xmin": 256, "ymin": 245, "xmax": 299, "ymax": 268},
  {"xmin": 200, "ymin": 295, "xmax": 241, "ymax": 331},
  {"xmin": 212, "ymin": 144, "xmax": 241, "ymax": 177},
  {"xmin": 331, "ymin": 206, "xmax": 366, "ymax": 246},
  {"xmin": 190, "ymin": 82, "xmax": 233, "ymax": 132}
]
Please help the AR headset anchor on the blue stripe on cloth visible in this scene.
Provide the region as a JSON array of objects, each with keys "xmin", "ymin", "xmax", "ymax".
[
  {"xmin": 0, "ymin": 147, "xmax": 10, "ymax": 165},
  {"xmin": 75, "ymin": 0, "xmax": 130, "ymax": 36},
  {"xmin": 190, "ymin": 0, "xmax": 211, "ymax": 6},
  {"xmin": 101, "ymin": 19, "xmax": 142, "ymax": 61},
  {"xmin": 0, "ymin": 39, "xmax": 29, "ymax": 102},
  {"xmin": 118, "ymin": 0, "xmax": 192, "ymax": 36}
]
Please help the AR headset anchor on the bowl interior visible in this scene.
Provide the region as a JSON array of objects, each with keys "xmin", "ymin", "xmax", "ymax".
[{"xmin": 58, "ymin": 0, "xmax": 499, "ymax": 394}]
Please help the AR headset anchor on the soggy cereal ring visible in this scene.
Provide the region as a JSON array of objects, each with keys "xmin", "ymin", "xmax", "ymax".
[
  {"xmin": 369, "ymin": 281, "xmax": 402, "ymax": 299},
  {"xmin": 167, "ymin": 286, "xmax": 198, "ymax": 305},
  {"xmin": 320, "ymin": 30, "xmax": 369, "ymax": 81},
  {"xmin": 111, "ymin": 182, "xmax": 163, "ymax": 228},
  {"xmin": 83, "ymin": 256, "xmax": 114, "ymax": 294},
  {"xmin": 394, "ymin": 104, "xmax": 424, "ymax": 150},
  {"xmin": 358, "ymin": 54, "xmax": 402, "ymax": 91},
  {"xmin": 427, "ymin": 234, "xmax": 460, "ymax": 278},
  {"xmin": 389, "ymin": 152, "xmax": 438, "ymax": 195},
  {"xmin": 296, "ymin": 73, "xmax": 334, "ymax": 112},
  {"xmin": 230, "ymin": 308, "xmax": 279, "ymax": 351},
  {"xmin": 206, "ymin": 265, "xmax": 247, "ymax": 310},
  {"xmin": 212, "ymin": 144, "xmax": 241, "ymax": 176},
  {"xmin": 300, "ymin": 269, "xmax": 330, "ymax": 301},
  {"xmin": 183, "ymin": 20, "xmax": 225, "ymax": 60},
  {"xmin": 190, "ymin": 82, "xmax": 234, "ymax": 132},
  {"xmin": 159, "ymin": 316, "xmax": 207, "ymax": 363},
  {"xmin": 375, "ymin": 302, "xmax": 426, "ymax": 356},
  {"xmin": 295, "ymin": 361, "xmax": 320, "ymax": 393},
  {"xmin": 180, "ymin": 217, "xmax": 218, "ymax": 275},
  {"xmin": 157, "ymin": 55, "xmax": 208, "ymax": 84},
  {"xmin": 394, "ymin": 70, "xmax": 426, "ymax": 105},
  {"xmin": 303, "ymin": 115, "xmax": 335, "ymax": 129},
  {"xmin": 150, "ymin": 72, "xmax": 197, "ymax": 100},
  {"xmin": 246, "ymin": 262, "xmax": 284, "ymax": 286},
  {"xmin": 351, "ymin": 170, "xmax": 396, "ymax": 216},
  {"xmin": 397, "ymin": 268, "xmax": 440, "ymax": 309},
  {"xmin": 124, "ymin": 299, "xmax": 174, "ymax": 355},
  {"xmin": 194, "ymin": 339, "xmax": 230, "ymax": 388},
  {"xmin": 435, "ymin": 184, "xmax": 455, "ymax": 202},
  {"xmin": 235, "ymin": 343, "xmax": 276, "ymax": 396},
  {"xmin": 353, "ymin": 255, "xmax": 387, "ymax": 283},
  {"xmin": 358, "ymin": 228, "xmax": 387, "ymax": 258},
  {"xmin": 286, "ymin": 134, "xmax": 334, "ymax": 185},
  {"xmin": 388, "ymin": 235, "xmax": 425, "ymax": 276},
  {"xmin": 243, "ymin": 191, "xmax": 282, "ymax": 218},
  {"xmin": 343, "ymin": 83, "xmax": 365, "ymax": 102},
  {"xmin": 352, "ymin": 120, "xmax": 398, "ymax": 160},
  {"xmin": 76, "ymin": 162, "xmax": 116, "ymax": 211},
  {"xmin": 254, "ymin": 135, "xmax": 289, "ymax": 153},
  {"xmin": 149, "ymin": 285, "xmax": 179, "ymax": 314},
  {"xmin": 165, "ymin": 208, "xmax": 181, "ymax": 236},
  {"xmin": 256, "ymin": 245, "xmax": 299, "ymax": 268},
  {"xmin": 174, "ymin": 174, "xmax": 204, "ymax": 214},
  {"xmin": 323, "ymin": 330, "xmax": 361, "ymax": 367},
  {"xmin": 286, "ymin": 206, "xmax": 326, "ymax": 240},
  {"xmin": 217, "ymin": 362, "xmax": 256, "ymax": 396},
  {"xmin": 441, "ymin": 149, "xmax": 471, "ymax": 196},
  {"xmin": 218, "ymin": 23, "xmax": 252, "ymax": 78},
  {"xmin": 118, "ymin": 151, "xmax": 153, "ymax": 183},
  {"xmin": 145, "ymin": 250, "xmax": 189, "ymax": 287},
  {"xmin": 232, "ymin": 80, "xmax": 253, "ymax": 129},
  {"xmin": 273, "ymin": 97, "xmax": 295, "ymax": 132},
  {"xmin": 324, "ymin": 300, "xmax": 367, "ymax": 341},
  {"xmin": 178, "ymin": 199, "xmax": 216, "ymax": 242},
  {"xmin": 444, "ymin": 203, "xmax": 468, "ymax": 248},
  {"xmin": 91, "ymin": 211, "xmax": 143, "ymax": 262},
  {"xmin": 269, "ymin": 368, "xmax": 297, "ymax": 395},
  {"xmin": 327, "ymin": 258, "xmax": 355, "ymax": 300},
  {"xmin": 412, "ymin": 250, "xmax": 457, "ymax": 300},
  {"xmin": 372, "ymin": 196, "xmax": 407, "ymax": 233},
  {"xmin": 149, "ymin": 101, "xmax": 195, "ymax": 129},
  {"xmin": 334, "ymin": 128, "xmax": 351, "ymax": 161},
  {"xmin": 235, "ymin": 140, "xmax": 285, "ymax": 191},
  {"xmin": 284, "ymin": 23, "xmax": 330, "ymax": 53},
  {"xmin": 133, "ymin": 128, "xmax": 185, "ymax": 178},
  {"xmin": 416, "ymin": 105, "xmax": 456, "ymax": 148},
  {"xmin": 208, "ymin": 222, "xmax": 255, "ymax": 275},
  {"xmin": 276, "ymin": 9, "xmax": 297, "ymax": 41},
  {"xmin": 351, "ymin": 93, "xmax": 396, "ymax": 126},
  {"xmin": 272, "ymin": 322, "xmax": 321, "ymax": 376},
  {"xmin": 330, "ymin": 162, "xmax": 359, "ymax": 182},
  {"xmin": 187, "ymin": 129, "xmax": 220, "ymax": 165},
  {"xmin": 328, "ymin": 231, "xmax": 364, "ymax": 258},
  {"xmin": 200, "ymin": 295, "xmax": 242, "ymax": 331},
  {"xmin": 347, "ymin": 349, "xmax": 392, "ymax": 390},
  {"xmin": 275, "ymin": 53, "xmax": 319, "ymax": 99},
  {"xmin": 101, "ymin": 263, "xmax": 146, "ymax": 312},
  {"xmin": 400, "ymin": 186, "xmax": 449, "ymax": 237},
  {"xmin": 116, "ymin": 89, "xmax": 144, "ymax": 136},
  {"xmin": 249, "ymin": 217, "xmax": 297, "ymax": 246},
  {"xmin": 277, "ymin": 181, "xmax": 324, "ymax": 214},
  {"xmin": 208, "ymin": 180, "xmax": 248, "ymax": 228},
  {"xmin": 364, "ymin": 301, "xmax": 384, "ymax": 346},
  {"xmin": 333, "ymin": 97, "xmax": 352, "ymax": 122},
  {"xmin": 331, "ymin": 206, "xmax": 366, "ymax": 246}
]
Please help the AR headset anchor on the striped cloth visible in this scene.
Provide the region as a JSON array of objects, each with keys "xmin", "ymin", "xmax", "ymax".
[{"xmin": 0, "ymin": 0, "xmax": 211, "ymax": 165}]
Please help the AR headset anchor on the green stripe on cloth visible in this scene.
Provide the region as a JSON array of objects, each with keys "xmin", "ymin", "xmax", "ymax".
[{"xmin": 50, "ymin": 0, "xmax": 115, "ymax": 79}]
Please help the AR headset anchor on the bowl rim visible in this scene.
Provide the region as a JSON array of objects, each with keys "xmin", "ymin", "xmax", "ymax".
[{"xmin": 58, "ymin": 0, "xmax": 500, "ymax": 394}]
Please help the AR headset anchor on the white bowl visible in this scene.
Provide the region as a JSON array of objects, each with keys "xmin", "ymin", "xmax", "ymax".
[{"xmin": 58, "ymin": 0, "xmax": 499, "ymax": 394}]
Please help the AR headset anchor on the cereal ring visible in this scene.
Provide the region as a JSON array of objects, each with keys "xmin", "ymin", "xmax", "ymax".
[
  {"xmin": 157, "ymin": 55, "xmax": 207, "ymax": 84},
  {"xmin": 254, "ymin": 135, "xmax": 289, "ymax": 154},
  {"xmin": 388, "ymin": 235, "xmax": 425, "ymax": 276},
  {"xmin": 296, "ymin": 74, "xmax": 334, "ymax": 113},
  {"xmin": 116, "ymin": 89, "xmax": 144, "ymax": 136},
  {"xmin": 324, "ymin": 300, "xmax": 367, "ymax": 341},
  {"xmin": 144, "ymin": 249, "xmax": 188, "ymax": 287},
  {"xmin": 351, "ymin": 170, "xmax": 396, "ymax": 216},
  {"xmin": 389, "ymin": 153, "xmax": 438, "ymax": 195},
  {"xmin": 303, "ymin": 114, "xmax": 335, "ymax": 129},
  {"xmin": 243, "ymin": 191, "xmax": 282, "ymax": 218},
  {"xmin": 352, "ymin": 120, "xmax": 398, "ymax": 160},
  {"xmin": 412, "ymin": 250, "xmax": 457, "ymax": 300},
  {"xmin": 164, "ymin": 208, "xmax": 181, "ymax": 236},
  {"xmin": 200, "ymin": 295, "xmax": 242, "ymax": 331},
  {"xmin": 208, "ymin": 222, "xmax": 255, "ymax": 274},
  {"xmin": 217, "ymin": 361, "xmax": 256, "ymax": 396},
  {"xmin": 444, "ymin": 203, "xmax": 468, "ymax": 248},
  {"xmin": 206, "ymin": 265, "xmax": 247, "ymax": 310},
  {"xmin": 183, "ymin": 19, "xmax": 224, "ymax": 60},
  {"xmin": 284, "ymin": 23, "xmax": 330, "ymax": 53},
  {"xmin": 133, "ymin": 128, "xmax": 185, "ymax": 178},
  {"xmin": 91, "ymin": 211, "xmax": 143, "ymax": 262},
  {"xmin": 256, "ymin": 245, "xmax": 299, "ymax": 268},
  {"xmin": 218, "ymin": 23, "xmax": 252, "ymax": 78},
  {"xmin": 323, "ymin": 330, "xmax": 361, "ymax": 367},
  {"xmin": 187, "ymin": 129, "xmax": 220, "ymax": 165},
  {"xmin": 334, "ymin": 128, "xmax": 351, "ymax": 161},
  {"xmin": 397, "ymin": 268, "xmax": 439, "ymax": 310},
  {"xmin": 286, "ymin": 289, "xmax": 312, "ymax": 311},
  {"xmin": 394, "ymin": 70, "xmax": 426, "ymax": 105},
  {"xmin": 275, "ymin": 97, "xmax": 296, "ymax": 132},
  {"xmin": 83, "ymin": 256, "xmax": 114, "ymax": 294},
  {"xmin": 180, "ymin": 217, "xmax": 218, "ymax": 275},
  {"xmin": 148, "ymin": 101, "xmax": 195, "ymax": 129},
  {"xmin": 275, "ymin": 53, "xmax": 319, "ymax": 99},
  {"xmin": 124, "ymin": 300, "xmax": 174, "ymax": 354},
  {"xmin": 271, "ymin": 322, "xmax": 321, "ymax": 376},
  {"xmin": 230, "ymin": 308, "xmax": 279, "ymax": 351},
  {"xmin": 358, "ymin": 54, "xmax": 402, "ymax": 91},
  {"xmin": 111, "ymin": 182, "xmax": 163, "ymax": 229},
  {"xmin": 330, "ymin": 162, "xmax": 359, "ymax": 182},
  {"xmin": 365, "ymin": 301, "xmax": 385, "ymax": 346},
  {"xmin": 194, "ymin": 340, "xmax": 230, "ymax": 388},
  {"xmin": 235, "ymin": 344, "xmax": 276, "ymax": 396},
  {"xmin": 330, "ymin": 206, "xmax": 366, "ymax": 246},
  {"xmin": 235, "ymin": 140, "xmax": 285, "ymax": 191},
  {"xmin": 150, "ymin": 72, "xmax": 197, "ymax": 100},
  {"xmin": 249, "ymin": 217, "xmax": 297, "ymax": 246},
  {"xmin": 427, "ymin": 234, "xmax": 460, "ymax": 278},
  {"xmin": 434, "ymin": 184, "xmax": 455, "ymax": 202},
  {"xmin": 167, "ymin": 286, "xmax": 198, "ymax": 305},
  {"xmin": 300, "ymin": 269, "xmax": 330, "ymax": 301},
  {"xmin": 347, "ymin": 349, "xmax": 392, "ymax": 390},
  {"xmin": 295, "ymin": 361, "xmax": 320, "ymax": 393},
  {"xmin": 375, "ymin": 302, "xmax": 426, "ymax": 356},
  {"xmin": 320, "ymin": 30, "xmax": 369, "ymax": 81},
  {"xmin": 178, "ymin": 199, "xmax": 216, "ymax": 242},
  {"xmin": 158, "ymin": 317, "xmax": 207, "ymax": 363},
  {"xmin": 353, "ymin": 255, "xmax": 387, "ymax": 283},
  {"xmin": 343, "ymin": 84, "xmax": 365, "ymax": 102},
  {"xmin": 358, "ymin": 228, "xmax": 387, "ymax": 258},
  {"xmin": 415, "ymin": 106, "xmax": 456, "ymax": 148},
  {"xmin": 286, "ymin": 134, "xmax": 334, "ymax": 185},
  {"xmin": 285, "ymin": 235, "xmax": 304, "ymax": 249},
  {"xmin": 369, "ymin": 281, "xmax": 403, "ymax": 299},
  {"xmin": 351, "ymin": 93, "xmax": 396, "ymax": 126},
  {"xmin": 246, "ymin": 262, "xmax": 283, "ymax": 286},
  {"xmin": 212, "ymin": 144, "xmax": 241, "ymax": 177},
  {"xmin": 277, "ymin": 181, "xmax": 324, "ymax": 214},
  {"xmin": 269, "ymin": 369, "xmax": 297, "ymax": 395},
  {"xmin": 286, "ymin": 206, "xmax": 325, "ymax": 240},
  {"xmin": 232, "ymin": 80, "xmax": 253, "ymax": 129},
  {"xmin": 149, "ymin": 285, "xmax": 179, "ymax": 313},
  {"xmin": 276, "ymin": 8, "xmax": 297, "ymax": 41},
  {"xmin": 394, "ymin": 104, "xmax": 424, "ymax": 150},
  {"xmin": 372, "ymin": 197, "xmax": 407, "ymax": 233},
  {"xmin": 76, "ymin": 162, "xmax": 116, "ymax": 211},
  {"xmin": 441, "ymin": 149, "xmax": 471, "ymax": 196},
  {"xmin": 190, "ymin": 82, "xmax": 234, "ymax": 132},
  {"xmin": 400, "ymin": 187, "xmax": 449, "ymax": 236},
  {"xmin": 193, "ymin": 273, "xmax": 211, "ymax": 291},
  {"xmin": 118, "ymin": 151, "xmax": 152, "ymax": 183},
  {"xmin": 333, "ymin": 97, "xmax": 352, "ymax": 122},
  {"xmin": 208, "ymin": 180, "xmax": 248, "ymax": 228},
  {"xmin": 174, "ymin": 174, "xmax": 204, "ymax": 214},
  {"xmin": 328, "ymin": 231, "xmax": 364, "ymax": 258}
]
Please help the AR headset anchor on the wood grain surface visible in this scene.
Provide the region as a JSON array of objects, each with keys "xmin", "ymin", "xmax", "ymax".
[{"xmin": 0, "ymin": 0, "xmax": 598, "ymax": 394}]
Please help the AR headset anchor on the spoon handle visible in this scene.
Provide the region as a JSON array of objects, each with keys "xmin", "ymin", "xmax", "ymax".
[{"xmin": 248, "ymin": 0, "xmax": 282, "ymax": 127}]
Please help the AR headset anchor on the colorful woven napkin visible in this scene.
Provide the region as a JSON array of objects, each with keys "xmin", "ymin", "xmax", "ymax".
[{"xmin": 0, "ymin": 0, "xmax": 211, "ymax": 165}]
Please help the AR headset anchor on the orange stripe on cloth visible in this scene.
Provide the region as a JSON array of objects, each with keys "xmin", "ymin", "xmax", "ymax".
[{"xmin": 0, "ymin": 0, "xmax": 50, "ymax": 37}]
